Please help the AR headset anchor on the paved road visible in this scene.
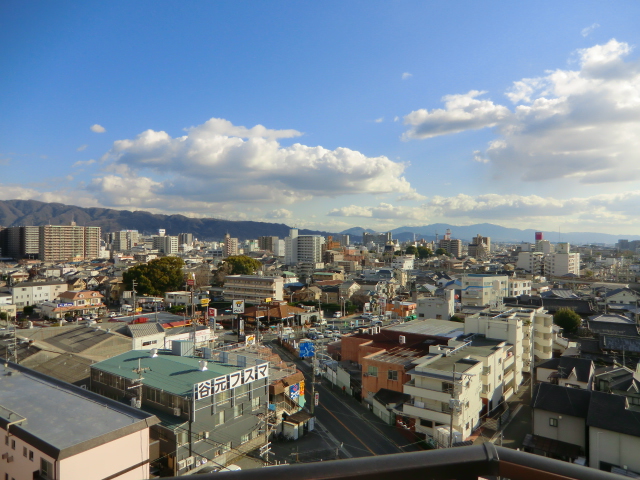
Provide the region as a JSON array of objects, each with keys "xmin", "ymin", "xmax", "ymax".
[{"xmin": 270, "ymin": 341, "xmax": 412, "ymax": 459}]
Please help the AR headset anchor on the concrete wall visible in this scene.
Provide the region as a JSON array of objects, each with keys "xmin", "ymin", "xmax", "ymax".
[
  {"xmin": 589, "ymin": 427, "xmax": 640, "ymax": 473},
  {"xmin": 533, "ymin": 409, "xmax": 586, "ymax": 450}
]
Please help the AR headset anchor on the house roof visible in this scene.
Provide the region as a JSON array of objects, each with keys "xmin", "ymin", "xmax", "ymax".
[
  {"xmin": 587, "ymin": 390, "xmax": 640, "ymax": 437},
  {"xmin": 531, "ymin": 382, "xmax": 591, "ymax": 418},
  {"xmin": 126, "ymin": 322, "xmax": 165, "ymax": 338},
  {"xmin": 58, "ymin": 290, "xmax": 104, "ymax": 300},
  {"xmin": 39, "ymin": 326, "xmax": 128, "ymax": 354},
  {"xmin": 589, "ymin": 322, "xmax": 639, "ymax": 337},
  {"xmin": 537, "ymin": 357, "xmax": 593, "ymax": 383},
  {"xmin": 600, "ymin": 335, "xmax": 640, "ymax": 354},
  {"xmin": 373, "ymin": 388, "xmax": 411, "ymax": 407}
]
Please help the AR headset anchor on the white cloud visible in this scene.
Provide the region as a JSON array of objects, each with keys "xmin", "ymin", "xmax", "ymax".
[
  {"xmin": 328, "ymin": 203, "xmax": 427, "ymax": 221},
  {"xmin": 72, "ymin": 159, "xmax": 96, "ymax": 168},
  {"xmin": 402, "ymin": 90, "xmax": 511, "ymax": 139},
  {"xmin": 374, "ymin": 117, "xmax": 384, "ymax": 123},
  {"xmin": 90, "ymin": 124, "xmax": 106, "ymax": 133},
  {"xmin": 77, "ymin": 144, "xmax": 88, "ymax": 152},
  {"xmin": 403, "ymin": 39, "xmax": 640, "ymax": 184},
  {"xmin": 581, "ymin": 23, "xmax": 600, "ymax": 37},
  {"xmin": 402, "ymin": 72, "xmax": 413, "ymax": 80},
  {"xmin": 397, "ymin": 191, "xmax": 427, "ymax": 201},
  {"xmin": 265, "ymin": 208, "xmax": 293, "ymax": 219},
  {"xmin": 98, "ymin": 117, "xmax": 417, "ymax": 207}
]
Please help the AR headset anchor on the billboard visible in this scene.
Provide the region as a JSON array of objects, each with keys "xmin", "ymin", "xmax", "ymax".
[
  {"xmin": 299, "ymin": 341, "xmax": 315, "ymax": 358},
  {"xmin": 193, "ymin": 363, "xmax": 269, "ymax": 400},
  {"xmin": 232, "ymin": 299, "xmax": 245, "ymax": 314},
  {"xmin": 535, "ymin": 231, "xmax": 543, "ymax": 241},
  {"xmin": 245, "ymin": 334, "xmax": 256, "ymax": 346},
  {"xmin": 288, "ymin": 383, "xmax": 300, "ymax": 400}
]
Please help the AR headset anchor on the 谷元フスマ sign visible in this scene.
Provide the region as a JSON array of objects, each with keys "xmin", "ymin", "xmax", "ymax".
[{"xmin": 193, "ymin": 363, "xmax": 269, "ymax": 400}]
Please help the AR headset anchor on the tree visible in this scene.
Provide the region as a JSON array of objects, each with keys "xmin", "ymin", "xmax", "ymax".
[
  {"xmin": 212, "ymin": 255, "xmax": 262, "ymax": 286},
  {"xmin": 405, "ymin": 246, "xmax": 417, "ymax": 255},
  {"xmin": 417, "ymin": 246, "xmax": 433, "ymax": 259},
  {"xmin": 553, "ymin": 308, "xmax": 582, "ymax": 334},
  {"xmin": 123, "ymin": 257, "xmax": 185, "ymax": 296},
  {"xmin": 450, "ymin": 315, "xmax": 464, "ymax": 323},
  {"xmin": 435, "ymin": 248, "xmax": 447, "ymax": 256}
]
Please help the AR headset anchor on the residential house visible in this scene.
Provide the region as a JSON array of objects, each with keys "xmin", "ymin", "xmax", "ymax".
[
  {"xmin": 536, "ymin": 357, "xmax": 595, "ymax": 390},
  {"xmin": 11, "ymin": 280, "xmax": 68, "ymax": 307}
]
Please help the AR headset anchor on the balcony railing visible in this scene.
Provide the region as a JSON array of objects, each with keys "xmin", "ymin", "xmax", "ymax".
[{"xmin": 168, "ymin": 444, "xmax": 624, "ymax": 480}]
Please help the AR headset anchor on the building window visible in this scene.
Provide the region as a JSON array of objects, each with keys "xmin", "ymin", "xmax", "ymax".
[
  {"xmin": 549, "ymin": 418, "xmax": 558, "ymax": 427},
  {"xmin": 215, "ymin": 410, "xmax": 225, "ymax": 426},
  {"xmin": 23, "ymin": 446, "xmax": 27, "ymax": 457},
  {"xmin": 222, "ymin": 441, "xmax": 232, "ymax": 453},
  {"xmin": 240, "ymin": 433, "xmax": 249, "ymax": 444},
  {"xmin": 142, "ymin": 340, "xmax": 158, "ymax": 346},
  {"xmin": 29, "ymin": 450, "xmax": 33, "ymax": 461},
  {"xmin": 367, "ymin": 366, "xmax": 378, "ymax": 377},
  {"xmin": 216, "ymin": 389, "xmax": 231, "ymax": 404},
  {"xmin": 233, "ymin": 404, "xmax": 243, "ymax": 418},
  {"xmin": 388, "ymin": 370, "xmax": 398, "ymax": 381},
  {"xmin": 40, "ymin": 458, "xmax": 54, "ymax": 479},
  {"xmin": 11, "ymin": 439, "xmax": 15, "ymax": 450},
  {"xmin": 4, "ymin": 436, "xmax": 7, "ymax": 445},
  {"xmin": 252, "ymin": 396, "xmax": 260, "ymax": 410}
]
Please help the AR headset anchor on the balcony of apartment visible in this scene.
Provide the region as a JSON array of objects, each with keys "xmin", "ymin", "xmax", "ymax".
[
  {"xmin": 179, "ymin": 444, "xmax": 622, "ymax": 480},
  {"xmin": 535, "ymin": 315, "xmax": 553, "ymax": 330},
  {"xmin": 503, "ymin": 353, "xmax": 515, "ymax": 370},
  {"xmin": 404, "ymin": 380, "xmax": 453, "ymax": 404},
  {"xmin": 403, "ymin": 401, "xmax": 452, "ymax": 424},
  {"xmin": 503, "ymin": 369, "xmax": 515, "ymax": 387},
  {"xmin": 481, "ymin": 366, "xmax": 491, "ymax": 384}
]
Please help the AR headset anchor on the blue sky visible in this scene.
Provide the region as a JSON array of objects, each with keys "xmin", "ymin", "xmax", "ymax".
[{"xmin": 2, "ymin": 2, "xmax": 640, "ymax": 234}]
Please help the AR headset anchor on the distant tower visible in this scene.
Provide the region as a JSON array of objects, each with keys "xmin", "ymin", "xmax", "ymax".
[{"xmin": 535, "ymin": 231, "xmax": 543, "ymax": 242}]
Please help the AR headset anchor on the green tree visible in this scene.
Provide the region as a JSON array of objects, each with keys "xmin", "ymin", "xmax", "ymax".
[
  {"xmin": 417, "ymin": 246, "xmax": 433, "ymax": 259},
  {"xmin": 553, "ymin": 308, "xmax": 582, "ymax": 334},
  {"xmin": 405, "ymin": 246, "xmax": 417, "ymax": 255},
  {"xmin": 123, "ymin": 257, "xmax": 185, "ymax": 296},
  {"xmin": 435, "ymin": 248, "xmax": 447, "ymax": 256},
  {"xmin": 450, "ymin": 315, "xmax": 464, "ymax": 323},
  {"xmin": 212, "ymin": 255, "xmax": 262, "ymax": 286}
]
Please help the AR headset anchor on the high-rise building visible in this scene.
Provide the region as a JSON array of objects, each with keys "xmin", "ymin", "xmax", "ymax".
[
  {"xmin": 39, "ymin": 224, "xmax": 101, "ymax": 262},
  {"xmin": 362, "ymin": 231, "xmax": 392, "ymax": 246},
  {"xmin": 258, "ymin": 236, "xmax": 279, "ymax": 252},
  {"xmin": 438, "ymin": 229, "xmax": 462, "ymax": 257},
  {"xmin": 467, "ymin": 234, "xmax": 491, "ymax": 258},
  {"xmin": 153, "ymin": 235, "xmax": 179, "ymax": 255},
  {"xmin": 111, "ymin": 230, "xmax": 139, "ymax": 252},
  {"xmin": 178, "ymin": 232, "xmax": 194, "ymax": 246},
  {"xmin": 285, "ymin": 228, "xmax": 324, "ymax": 265},
  {"xmin": 223, "ymin": 233, "xmax": 239, "ymax": 257}
]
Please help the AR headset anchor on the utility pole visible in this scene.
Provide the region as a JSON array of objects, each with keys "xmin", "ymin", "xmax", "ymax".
[
  {"xmin": 311, "ymin": 356, "xmax": 316, "ymax": 415},
  {"xmin": 131, "ymin": 279, "xmax": 137, "ymax": 320},
  {"xmin": 449, "ymin": 363, "xmax": 457, "ymax": 448}
]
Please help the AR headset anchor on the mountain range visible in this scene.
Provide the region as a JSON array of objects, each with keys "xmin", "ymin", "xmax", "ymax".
[{"xmin": 0, "ymin": 200, "xmax": 636, "ymax": 245}]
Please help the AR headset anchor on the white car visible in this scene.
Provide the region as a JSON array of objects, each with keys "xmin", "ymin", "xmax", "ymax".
[
  {"xmin": 333, "ymin": 312, "xmax": 341, "ymax": 318},
  {"xmin": 324, "ymin": 330, "xmax": 333, "ymax": 335},
  {"xmin": 316, "ymin": 334, "xmax": 325, "ymax": 339}
]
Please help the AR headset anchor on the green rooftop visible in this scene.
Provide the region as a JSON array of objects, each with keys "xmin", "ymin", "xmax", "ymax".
[{"xmin": 92, "ymin": 350, "xmax": 242, "ymax": 397}]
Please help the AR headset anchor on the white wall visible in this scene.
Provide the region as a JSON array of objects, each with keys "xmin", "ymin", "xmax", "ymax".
[{"xmin": 589, "ymin": 427, "xmax": 640, "ymax": 473}]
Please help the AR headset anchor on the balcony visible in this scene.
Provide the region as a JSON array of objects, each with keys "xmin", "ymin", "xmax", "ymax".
[
  {"xmin": 404, "ymin": 383, "xmax": 452, "ymax": 403},
  {"xmin": 403, "ymin": 402, "xmax": 451, "ymax": 424},
  {"xmin": 504, "ymin": 354, "xmax": 515, "ymax": 370},
  {"xmin": 175, "ymin": 444, "xmax": 623, "ymax": 480}
]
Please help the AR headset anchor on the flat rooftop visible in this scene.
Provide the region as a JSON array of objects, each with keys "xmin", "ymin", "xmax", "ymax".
[
  {"xmin": 92, "ymin": 350, "xmax": 260, "ymax": 396},
  {"xmin": 386, "ymin": 319, "xmax": 464, "ymax": 338},
  {"xmin": 0, "ymin": 362, "xmax": 156, "ymax": 457}
]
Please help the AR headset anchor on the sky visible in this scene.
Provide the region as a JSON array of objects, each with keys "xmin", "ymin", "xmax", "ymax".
[{"xmin": 2, "ymin": 2, "xmax": 640, "ymax": 235}]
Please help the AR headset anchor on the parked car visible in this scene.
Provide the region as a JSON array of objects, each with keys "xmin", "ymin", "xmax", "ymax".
[
  {"xmin": 333, "ymin": 312, "xmax": 341, "ymax": 318},
  {"xmin": 316, "ymin": 334, "xmax": 325, "ymax": 339}
]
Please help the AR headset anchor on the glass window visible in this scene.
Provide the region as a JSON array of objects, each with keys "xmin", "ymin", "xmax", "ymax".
[
  {"xmin": 233, "ymin": 404, "xmax": 243, "ymax": 418},
  {"xmin": 240, "ymin": 433, "xmax": 249, "ymax": 444},
  {"xmin": 367, "ymin": 366, "xmax": 378, "ymax": 377},
  {"xmin": 549, "ymin": 418, "xmax": 558, "ymax": 427},
  {"xmin": 29, "ymin": 450, "xmax": 33, "ymax": 461},
  {"xmin": 387, "ymin": 370, "xmax": 398, "ymax": 381},
  {"xmin": 23, "ymin": 447, "xmax": 27, "ymax": 457},
  {"xmin": 215, "ymin": 410, "xmax": 225, "ymax": 426},
  {"xmin": 252, "ymin": 396, "xmax": 260, "ymax": 410},
  {"xmin": 40, "ymin": 458, "xmax": 53, "ymax": 479}
]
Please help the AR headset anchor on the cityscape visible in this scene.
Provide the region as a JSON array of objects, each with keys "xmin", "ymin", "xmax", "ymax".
[{"xmin": 2, "ymin": 2, "xmax": 640, "ymax": 480}]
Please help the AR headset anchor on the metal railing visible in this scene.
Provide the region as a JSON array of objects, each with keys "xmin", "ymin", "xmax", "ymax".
[{"xmin": 162, "ymin": 444, "xmax": 625, "ymax": 480}]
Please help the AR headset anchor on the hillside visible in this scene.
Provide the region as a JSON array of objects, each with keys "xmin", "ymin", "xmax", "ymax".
[{"xmin": 0, "ymin": 200, "xmax": 330, "ymax": 240}]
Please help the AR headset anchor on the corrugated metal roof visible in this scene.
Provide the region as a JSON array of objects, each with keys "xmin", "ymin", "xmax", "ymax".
[
  {"xmin": 127, "ymin": 322, "xmax": 165, "ymax": 338},
  {"xmin": 92, "ymin": 350, "xmax": 245, "ymax": 396}
]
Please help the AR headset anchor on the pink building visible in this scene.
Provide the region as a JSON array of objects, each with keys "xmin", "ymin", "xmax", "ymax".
[{"xmin": 0, "ymin": 362, "xmax": 159, "ymax": 480}]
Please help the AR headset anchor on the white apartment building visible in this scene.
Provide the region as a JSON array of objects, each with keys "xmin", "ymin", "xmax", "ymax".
[
  {"xmin": 460, "ymin": 274, "xmax": 508, "ymax": 307},
  {"xmin": 508, "ymin": 278, "xmax": 532, "ymax": 297},
  {"xmin": 465, "ymin": 306, "xmax": 555, "ymax": 375},
  {"xmin": 416, "ymin": 290, "xmax": 455, "ymax": 320},
  {"xmin": 223, "ymin": 233, "xmax": 239, "ymax": 257},
  {"xmin": 11, "ymin": 280, "xmax": 68, "ymax": 307},
  {"xmin": 111, "ymin": 230, "xmax": 139, "ymax": 252},
  {"xmin": 153, "ymin": 235, "xmax": 179, "ymax": 255},
  {"xmin": 391, "ymin": 255, "xmax": 415, "ymax": 270},
  {"xmin": 535, "ymin": 240, "xmax": 554, "ymax": 254},
  {"xmin": 544, "ymin": 243, "xmax": 580, "ymax": 276},
  {"xmin": 285, "ymin": 228, "xmax": 324, "ymax": 265},
  {"xmin": 223, "ymin": 275, "xmax": 284, "ymax": 302},
  {"xmin": 516, "ymin": 251, "xmax": 545, "ymax": 274}
]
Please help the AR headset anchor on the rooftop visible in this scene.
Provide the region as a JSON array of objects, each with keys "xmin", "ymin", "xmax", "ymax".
[
  {"xmin": 386, "ymin": 319, "xmax": 464, "ymax": 338},
  {"xmin": 92, "ymin": 350, "xmax": 253, "ymax": 396},
  {"xmin": 0, "ymin": 362, "xmax": 158, "ymax": 459}
]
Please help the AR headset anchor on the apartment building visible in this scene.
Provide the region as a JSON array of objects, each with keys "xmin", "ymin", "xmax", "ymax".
[
  {"xmin": 285, "ymin": 229, "xmax": 324, "ymax": 266},
  {"xmin": 516, "ymin": 251, "xmax": 545, "ymax": 274},
  {"xmin": 544, "ymin": 243, "xmax": 580, "ymax": 276},
  {"xmin": 90, "ymin": 348, "xmax": 270, "ymax": 476},
  {"xmin": 467, "ymin": 234, "xmax": 491, "ymax": 258},
  {"xmin": 223, "ymin": 233, "xmax": 239, "ymax": 257},
  {"xmin": 153, "ymin": 235, "xmax": 179, "ymax": 255},
  {"xmin": 362, "ymin": 231, "xmax": 392, "ymax": 247},
  {"xmin": 0, "ymin": 225, "xmax": 39, "ymax": 259},
  {"xmin": 11, "ymin": 280, "xmax": 68, "ymax": 307},
  {"xmin": 110, "ymin": 229, "xmax": 140, "ymax": 252},
  {"xmin": 223, "ymin": 275, "xmax": 284, "ymax": 302},
  {"xmin": 258, "ymin": 235, "xmax": 280, "ymax": 252},
  {"xmin": 391, "ymin": 255, "xmax": 415, "ymax": 270},
  {"xmin": 0, "ymin": 361, "xmax": 159, "ymax": 480},
  {"xmin": 416, "ymin": 290, "xmax": 455, "ymax": 320},
  {"xmin": 508, "ymin": 278, "xmax": 532, "ymax": 297},
  {"xmin": 37, "ymin": 224, "xmax": 101, "ymax": 262},
  {"xmin": 460, "ymin": 274, "xmax": 508, "ymax": 307}
]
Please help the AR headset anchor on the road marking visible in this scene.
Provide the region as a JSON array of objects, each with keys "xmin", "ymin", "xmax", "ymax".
[{"xmin": 320, "ymin": 402, "xmax": 376, "ymax": 456}]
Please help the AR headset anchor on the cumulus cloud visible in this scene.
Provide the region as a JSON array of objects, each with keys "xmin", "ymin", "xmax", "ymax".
[
  {"xmin": 581, "ymin": 23, "xmax": 600, "ymax": 37},
  {"xmin": 97, "ymin": 117, "xmax": 417, "ymax": 207},
  {"xmin": 90, "ymin": 124, "xmax": 106, "ymax": 133},
  {"xmin": 72, "ymin": 159, "xmax": 96, "ymax": 168},
  {"xmin": 402, "ymin": 72, "xmax": 412, "ymax": 80},
  {"xmin": 403, "ymin": 39, "xmax": 640, "ymax": 184},
  {"xmin": 397, "ymin": 191, "xmax": 427, "ymax": 201},
  {"xmin": 403, "ymin": 90, "xmax": 511, "ymax": 139},
  {"xmin": 265, "ymin": 208, "xmax": 293, "ymax": 219},
  {"xmin": 328, "ymin": 203, "xmax": 427, "ymax": 221}
]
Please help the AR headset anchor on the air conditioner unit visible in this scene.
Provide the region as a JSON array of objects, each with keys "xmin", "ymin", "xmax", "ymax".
[
  {"xmin": 173, "ymin": 407, "xmax": 181, "ymax": 416},
  {"xmin": 399, "ymin": 335, "xmax": 406, "ymax": 344},
  {"xmin": 203, "ymin": 431, "xmax": 210, "ymax": 439},
  {"xmin": 415, "ymin": 401, "xmax": 424, "ymax": 408},
  {"xmin": 177, "ymin": 460, "xmax": 186, "ymax": 470},
  {"xmin": 186, "ymin": 456, "xmax": 195, "ymax": 466}
]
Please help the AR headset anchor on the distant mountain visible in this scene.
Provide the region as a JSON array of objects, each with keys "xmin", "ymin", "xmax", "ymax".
[
  {"xmin": 389, "ymin": 223, "xmax": 640, "ymax": 244},
  {"xmin": 0, "ymin": 200, "xmax": 331, "ymax": 240},
  {"xmin": 339, "ymin": 227, "xmax": 377, "ymax": 236}
]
